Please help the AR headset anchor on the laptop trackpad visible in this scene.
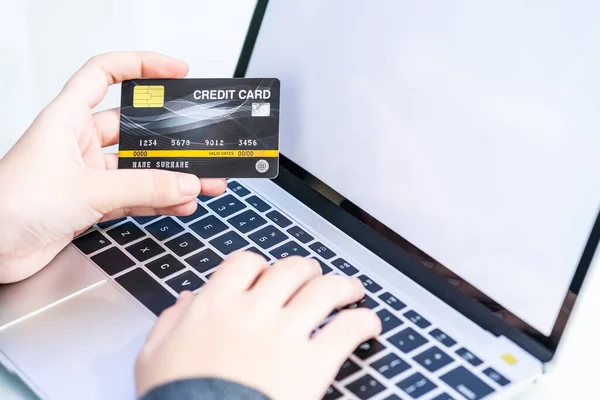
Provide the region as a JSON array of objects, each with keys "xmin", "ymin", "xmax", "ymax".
[{"xmin": 0, "ymin": 280, "xmax": 155, "ymax": 400}]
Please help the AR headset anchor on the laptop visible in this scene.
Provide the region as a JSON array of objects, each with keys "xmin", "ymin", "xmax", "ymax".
[{"xmin": 1, "ymin": 1, "xmax": 599, "ymax": 399}]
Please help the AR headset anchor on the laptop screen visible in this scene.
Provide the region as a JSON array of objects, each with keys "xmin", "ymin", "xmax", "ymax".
[{"xmin": 244, "ymin": 2, "xmax": 600, "ymax": 338}]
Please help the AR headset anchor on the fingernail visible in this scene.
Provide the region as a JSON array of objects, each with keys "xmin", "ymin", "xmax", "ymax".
[{"xmin": 178, "ymin": 174, "xmax": 200, "ymax": 196}]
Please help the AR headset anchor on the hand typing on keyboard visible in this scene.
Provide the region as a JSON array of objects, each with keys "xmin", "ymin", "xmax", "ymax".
[
  {"xmin": 0, "ymin": 51, "xmax": 226, "ymax": 283},
  {"xmin": 135, "ymin": 251, "xmax": 382, "ymax": 400}
]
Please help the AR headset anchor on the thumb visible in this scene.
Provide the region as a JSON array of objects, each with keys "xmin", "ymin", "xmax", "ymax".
[{"xmin": 84, "ymin": 169, "xmax": 201, "ymax": 214}]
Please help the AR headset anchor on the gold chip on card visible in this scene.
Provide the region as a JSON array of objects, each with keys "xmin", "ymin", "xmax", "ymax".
[{"xmin": 133, "ymin": 85, "xmax": 164, "ymax": 108}]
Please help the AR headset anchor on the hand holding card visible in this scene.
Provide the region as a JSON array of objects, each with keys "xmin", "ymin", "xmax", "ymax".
[{"xmin": 118, "ymin": 78, "xmax": 280, "ymax": 178}]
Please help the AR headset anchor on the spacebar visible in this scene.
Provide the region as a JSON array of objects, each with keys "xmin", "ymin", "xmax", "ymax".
[{"xmin": 115, "ymin": 268, "xmax": 176, "ymax": 316}]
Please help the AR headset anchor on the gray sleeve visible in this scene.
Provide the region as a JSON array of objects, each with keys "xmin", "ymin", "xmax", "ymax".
[{"xmin": 140, "ymin": 378, "xmax": 271, "ymax": 400}]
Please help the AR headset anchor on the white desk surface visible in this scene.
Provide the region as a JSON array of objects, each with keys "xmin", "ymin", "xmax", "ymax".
[{"xmin": 0, "ymin": 1, "xmax": 597, "ymax": 398}]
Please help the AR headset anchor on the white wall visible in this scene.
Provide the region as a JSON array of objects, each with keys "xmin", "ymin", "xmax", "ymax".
[{"xmin": 0, "ymin": 0, "xmax": 256, "ymax": 157}]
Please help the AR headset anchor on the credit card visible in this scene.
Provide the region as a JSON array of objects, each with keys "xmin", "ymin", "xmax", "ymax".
[{"xmin": 118, "ymin": 78, "xmax": 280, "ymax": 178}]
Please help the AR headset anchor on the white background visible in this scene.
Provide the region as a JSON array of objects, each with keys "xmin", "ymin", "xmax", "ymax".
[{"xmin": 0, "ymin": 1, "xmax": 599, "ymax": 399}]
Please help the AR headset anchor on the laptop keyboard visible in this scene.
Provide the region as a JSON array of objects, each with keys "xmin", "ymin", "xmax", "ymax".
[{"xmin": 73, "ymin": 180, "xmax": 509, "ymax": 400}]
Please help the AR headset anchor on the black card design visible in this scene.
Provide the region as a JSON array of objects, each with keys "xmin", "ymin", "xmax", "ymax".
[{"xmin": 118, "ymin": 78, "xmax": 280, "ymax": 178}]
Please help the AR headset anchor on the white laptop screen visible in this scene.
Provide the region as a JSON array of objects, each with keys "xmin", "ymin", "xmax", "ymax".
[{"xmin": 244, "ymin": 1, "xmax": 600, "ymax": 336}]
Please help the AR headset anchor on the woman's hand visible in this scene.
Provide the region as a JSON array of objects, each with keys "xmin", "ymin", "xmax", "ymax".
[
  {"xmin": 0, "ymin": 51, "xmax": 226, "ymax": 283},
  {"xmin": 135, "ymin": 252, "xmax": 382, "ymax": 400}
]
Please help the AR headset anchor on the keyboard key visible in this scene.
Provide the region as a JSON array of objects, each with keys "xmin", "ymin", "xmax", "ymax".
[
  {"xmin": 397, "ymin": 373, "xmax": 437, "ymax": 399},
  {"xmin": 125, "ymin": 238, "xmax": 165, "ymax": 262},
  {"xmin": 482, "ymin": 367, "xmax": 511, "ymax": 386},
  {"xmin": 107, "ymin": 221, "xmax": 145, "ymax": 245},
  {"xmin": 323, "ymin": 385, "xmax": 342, "ymax": 400},
  {"xmin": 91, "ymin": 247, "xmax": 135, "ymax": 275},
  {"xmin": 432, "ymin": 394, "xmax": 455, "ymax": 400},
  {"xmin": 165, "ymin": 233, "xmax": 204, "ymax": 257},
  {"xmin": 347, "ymin": 295, "xmax": 378, "ymax": 310},
  {"xmin": 228, "ymin": 180, "xmax": 250, "ymax": 197},
  {"xmin": 270, "ymin": 240, "xmax": 309, "ymax": 259},
  {"xmin": 455, "ymin": 348, "xmax": 483, "ymax": 367},
  {"xmin": 383, "ymin": 396, "xmax": 403, "ymax": 400},
  {"xmin": 388, "ymin": 328, "xmax": 428, "ymax": 353},
  {"xmin": 370, "ymin": 353, "xmax": 411, "ymax": 379},
  {"xmin": 440, "ymin": 366, "xmax": 494, "ymax": 400},
  {"xmin": 186, "ymin": 248, "xmax": 223, "ymax": 274},
  {"xmin": 404, "ymin": 310, "xmax": 431, "ymax": 329},
  {"xmin": 310, "ymin": 257, "xmax": 333, "ymax": 274},
  {"xmin": 79, "ymin": 226, "xmax": 95, "ymax": 236},
  {"xmin": 73, "ymin": 230, "xmax": 111, "ymax": 254},
  {"xmin": 335, "ymin": 359, "xmax": 361, "ymax": 381},
  {"xmin": 358, "ymin": 274, "xmax": 382, "ymax": 293},
  {"xmin": 190, "ymin": 215, "xmax": 228, "ymax": 239},
  {"xmin": 266, "ymin": 210, "xmax": 292, "ymax": 228},
  {"xmin": 429, "ymin": 329, "xmax": 457, "ymax": 347},
  {"xmin": 115, "ymin": 268, "xmax": 176, "ymax": 316},
  {"xmin": 198, "ymin": 194, "xmax": 218, "ymax": 202},
  {"xmin": 246, "ymin": 246, "xmax": 270, "ymax": 261},
  {"xmin": 146, "ymin": 254, "xmax": 186, "ymax": 279},
  {"xmin": 379, "ymin": 292, "xmax": 406, "ymax": 311},
  {"xmin": 210, "ymin": 231, "xmax": 249, "ymax": 255},
  {"xmin": 431, "ymin": 393, "xmax": 455, "ymax": 400},
  {"xmin": 377, "ymin": 309, "xmax": 404, "ymax": 334},
  {"xmin": 346, "ymin": 374, "xmax": 386, "ymax": 399},
  {"xmin": 287, "ymin": 226, "xmax": 314, "ymax": 244},
  {"xmin": 209, "ymin": 194, "xmax": 246, "ymax": 218},
  {"xmin": 309, "ymin": 242, "xmax": 336, "ymax": 259},
  {"xmin": 246, "ymin": 195, "xmax": 271, "ymax": 212},
  {"xmin": 166, "ymin": 270, "xmax": 205, "ymax": 293},
  {"xmin": 146, "ymin": 218, "xmax": 184, "ymax": 241},
  {"xmin": 354, "ymin": 339, "xmax": 386, "ymax": 360},
  {"xmin": 177, "ymin": 204, "xmax": 208, "ymax": 223},
  {"xmin": 331, "ymin": 258, "xmax": 358, "ymax": 276},
  {"xmin": 413, "ymin": 346, "xmax": 454, "ymax": 372},
  {"xmin": 249, "ymin": 225, "xmax": 287, "ymax": 249},
  {"xmin": 97, "ymin": 217, "xmax": 126, "ymax": 229},
  {"xmin": 228, "ymin": 210, "xmax": 267, "ymax": 233},
  {"xmin": 132, "ymin": 216, "xmax": 160, "ymax": 225}
]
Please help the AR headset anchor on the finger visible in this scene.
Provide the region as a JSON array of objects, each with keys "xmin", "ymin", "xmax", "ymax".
[
  {"xmin": 102, "ymin": 154, "xmax": 226, "ymax": 197},
  {"xmin": 60, "ymin": 51, "xmax": 188, "ymax": 109},
  {"xmin": 98, "ymin": 200, "xmax": 198, "ymax": 222},
  {"xmin": 198, "ymin": 178, "xmax": 227, "ymax": 196},
  {"xmin": 285, "ymin": 275, "xmax": 364, "ymax": 335},
  {"xmin": 93, "ymin": 108, "xmax": 120, "ymax": 147},
  {"xmin": 84, "ymin": 169, "xmax": 200, "ymax": 215},
  {"xmin": 104, "ymin": 153, "xmax": 118, "ymax": 169},
  {"xmin": 141, "ymin": 291, "xmax": 194, "ymax": 356},
  {"xmin": 311, "ymin": 308, "xmax": 381, "ymax": 372},
  {"xmin": 250, "ymin": 256, "xmax": 322, "ymax": 307},
  {"xmin": 207, "ymin": 251, "xmax": 269, "ymax": 292},
  {"xmin": 155, "ymin": 200, "xmax": 198, "ymax": 216}
]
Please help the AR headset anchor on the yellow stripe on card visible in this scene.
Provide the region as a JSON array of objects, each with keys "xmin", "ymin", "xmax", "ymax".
[{"xmin": 119, "ymin": 150, "xmax": 279, "ymax": 158}]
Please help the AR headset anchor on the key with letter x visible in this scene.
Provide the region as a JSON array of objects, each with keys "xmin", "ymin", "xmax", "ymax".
[{"xmin": 125, "ymin": 238, "xmax": 165, "ymax": 262}]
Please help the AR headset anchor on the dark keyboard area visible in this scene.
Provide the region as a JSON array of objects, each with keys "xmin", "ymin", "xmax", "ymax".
[{"xmin": 73, "ymin": 180, "xmax": 509, "ymax": 400}]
